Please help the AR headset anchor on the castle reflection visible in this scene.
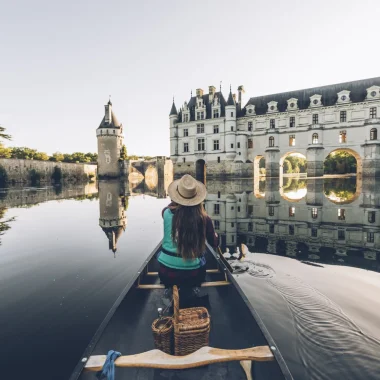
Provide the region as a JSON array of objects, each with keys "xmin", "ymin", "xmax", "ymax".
[{"xmin": 205, "ymin": 176, "xmax": 380, "ymax": 272}]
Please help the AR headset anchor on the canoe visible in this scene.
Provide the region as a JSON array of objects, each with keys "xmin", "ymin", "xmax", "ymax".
[{"xmin": 69, "ymin": 242, "xmax": 293, "ymax": 380}]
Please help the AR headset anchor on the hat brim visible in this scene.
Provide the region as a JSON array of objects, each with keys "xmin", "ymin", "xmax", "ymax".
[{"xmin": 167, "ymin": 179, "xmax": 207, "ymax": 206}]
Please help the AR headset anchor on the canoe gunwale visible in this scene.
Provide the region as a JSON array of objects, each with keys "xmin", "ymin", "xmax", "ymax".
[{"xmin": 68, "ymin": 240, "xmax": 163, "ymax": 380}]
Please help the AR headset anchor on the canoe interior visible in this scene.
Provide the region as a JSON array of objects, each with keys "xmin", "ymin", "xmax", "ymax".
[{"xmin": 74, "ymin": 246, "xmax": 288, "ymax": 380}]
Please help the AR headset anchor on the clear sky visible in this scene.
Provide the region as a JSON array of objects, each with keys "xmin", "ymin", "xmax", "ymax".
[{"xmin": 1, "ymin": 0, "xmax": 379, "ymax": 157}]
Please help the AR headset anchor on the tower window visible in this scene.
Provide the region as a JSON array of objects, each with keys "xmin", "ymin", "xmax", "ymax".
[
  {"xmin": 214, "ymin": 220, "xmax": 220, "ymax": 230},
  {"xmin": 270, "ymin": 119, "xmax": 275, "ymax": 129},
  {"xmin": 248, "ymin": 138, "xmax": 253, "ymax": 148},
  {"xmin": 197, "ymin": 138, "xmax": 205, "ymax": 151},
  {"xmin": 231, "ymin": 126, "xmax": 234, "ymax": 131},
  {"xmin": 213, "ymin": 125, "xmax": 219, "ymax": 134},
  {"xmin": 339, "ymin": 131, "xmax": 347, "ymax": 143},
  {"xmin": 289, "ymin": 207, "xmax": 295, "ymax": 217},
  {"xmin": 338, "ymin": 230, "xmax": 345, "ymax": 240},
  {"xmin": 289, "ymin": 135, "xmax": 296, "ymax": 146},
  {"xmin": 312, "ymin": 133, "xmax": 319, "ymax": 144},
  {"xmin": 370, "ymin": 128, "xmax": 377, "ymax": 140},
  {"xmin": 237, "ymin": 142, "xmax": 241, "ymax": 148},
  {"xmin": 367, "ymin": 232, "xmax": 375, "ymax": 243},
  {"xmin": 269, "ymin": 136, "xmax": 275, "ymax": 147},
  {"xmin": 231, "ymin": 112, "xmax": 233, "ymax": 117},
  {"xmin": 184, "ymin": 129, "xmax": 188, "ymax": 137},
  {"xmin": 248, "ymin": 121, "xmax": 253, "ymax": 131},
  {"xmin": 213, "ymin": 110, "xmax": 219, "ymax": 118},
  {"xmin": 312, "ymin": 114, "xmax": 319, "ymax": 124},
  {"xmin": 214, "ymin": 204, "xmax": 220, "ymax": 215},
  {"xmin": 218, "ymin": 191, "xmax": 221, "ymax": 198},
  {"xmin": 213, "ymin": 140, "xmax": 219, "ymax": 150},
  {"xmin": 368, "ymin": 211, "xmax": 376, "ymax": 223},
  {"xmin": 370, "ymin": 107, "xmax": 377, "ymax": 119},
  {"xmin": 338, "ymin": 209, "xmax": 345, "ymax": 220},
  {"xmin": 311, "ymin": 227, "xmax": 318, "ymax": 237},
  {"xmin": 340, "ymin": 111, "xmax": 347, "ymax": 122},
  {"xmin": 197, "ymin": 124, "xmax": 204, "ymax": 133},
  {"xmin": 268, "ymin": 206, "xmax": 274, "ymax": 216},
  {"xmin": 231, "ymin": 143, "xmax": 234, "ymax": 148},
  {"xmin": 290, "ymin": 116, "xmax": 295, "ymax": 128},
  {"xmin": 183, "ymin": 143, "xmax": 189, "ymax": 153},
  {"xmin": 312, "ymin": 207, "xmax": 318, "ymax": 219}
]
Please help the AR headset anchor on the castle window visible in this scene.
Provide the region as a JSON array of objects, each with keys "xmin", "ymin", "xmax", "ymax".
[
  {"xmin": 338, "ymin": 230, "xmax": 345, "ymax": 240},
  {"xmin": 213, "ymin": 140, "xmax": 219, "ymax": 150},
  {"xmin": 340, "ymin": 111, "xmax": 347, "ymax": 122},
  {"xmin": 289, "ymin": 207, "xmax": 295, "ymax": 217},
  {"xmin": 231, "ymin": 112, "xmax": 233, "ymax": 117},
  {"xmin": 367, "ymin": 232, "xmax": 375, "ymax": 243},
  {"xmin": 311, "ymin": 227, "xmax": 318, "ymax": 237},
  {"xmin": 184, "ymin": 114, "xmax": 189, "ymax": 122},
  {"xmin": 217, "ymin": 156, "xmax": 220, "ymax": 163},
  {"xmin": 248, "ymin": 138, "xmax": 253, "ymax": 148},
  {"xmin": 269, "ymin": 225, "xmax": 274, "ymax": 233},
  {"xmin": 197, "ymin": 138, "xmax": 205, "ymax": 151},
  {"xmin": 197, "ymin": 124, "xmax": 204, "ymax": 134},
  {"xmin": 231, "ymin": 126, "xmax": 234, "ymax": 131},
  {"xmin": 197, "ymin": 111, "xmax": 204, "ymax": 120},
  {"xmin": 370, "ymin": 128, "xmax": 377, "ymax": 140},
  {"xmin": 248, "ymin": 121, "xmax": 253, "ymax": 131},
  {"xmin": 184, "ymin": 129, "xmax": 188, "ymax": 137},
  {"xmin": 213, "ymin": 125, "xmax": 219, "ymax": 134},
  {"xmin": 312, "ymin": 133, "xmax": 319, "ymax": 144},
  {"xmin": 248, "ymin": 205, "xmax": 253, "ymax": 214},
  {"xmin": 218, "ymin": 191, "xmax": 221, "ymax": 198},
  {"xmin": 312, "ymin": 114, "xmax": 319, "ymax": 124},
  {"xmin": 289, "ymin": 225, "xmax": 295, "ymax": 235},
  {"xmin": 338, "ymin": 208, "xmax": 345, "ymax": 220},
  {"xmin": 290, "ymin": 116, "xmax": 295, "ymax": 128},
  {"xmin": 312, "ymin": 207, "xmax": 318, "ymax": 219},
  {"xmin": 248, "ymin": 222, "xmax": 253, "ymax": 231},
  {"xmin": 268, "ymin": 206, "xmax": 274, "ymax": 216},
  {"xmin": 237, "ymin": 142, "xmax": 241, "ymax": 148},
  {"xmin": 270, "ymin": 119, "xmax": 275, "ymax": 129},
  {"xmin": 214, "ymin": 220, "xmax": 220, "ymax": 230},
  {"xmin": 214, "ymin": 204, "xmax": 220, "ymax": 215},
  {"xmin": 339, "ymin": 131, "xmax": 347, "ymax": 143},
  {"xmin": 183, "ymin": 143, "xmax": 189, "ymax": 153},
  {"xmin": 370, "ymin": 107, "xmax": 377, "ymax": 118},
  {"xmin": 368, "ymin": 211, "xmax": 376, "ymax": 223},
  {"xmin": 269, "ymin": 136, "xmax": 274, "ymax": 147},
  {"xmin": 231, "ymin": 222, "xmax": 235, "ymax": 227},
  {"xmin": 238, "ymin": 206, "xmax": 241, "ymax": 212},
  {"xmin": 289, "ymin": 135, "xmax": 295, "ymax": 146},
  {"xmin": 213, "ymin": 110, "xmax": 219, "ymax": 118},
  {"xmin": 231, "ymin": 143, "xmax": 234, "ymax": 148}
]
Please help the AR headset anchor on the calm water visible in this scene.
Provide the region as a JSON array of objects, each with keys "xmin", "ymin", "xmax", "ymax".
[{"xmin": 1, "ymin": 176, "xmax": 380, "ymax": 380}]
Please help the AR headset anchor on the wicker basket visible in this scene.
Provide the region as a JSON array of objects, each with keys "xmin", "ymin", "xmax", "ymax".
[
  {"xmin": 173, "ymin": 285, "xmax": 210, "ymax": 356},
  {"xmin": 152, "ymin": 316, "xmax": 173, "ymax": 354}
]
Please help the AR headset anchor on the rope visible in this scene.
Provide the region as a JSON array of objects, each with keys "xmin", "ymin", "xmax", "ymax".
[{"xmin": 96, "ymin": 350, "xmax": 121, "ymax": 380}]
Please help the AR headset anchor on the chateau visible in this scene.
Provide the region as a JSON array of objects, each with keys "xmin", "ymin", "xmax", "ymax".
[{"xmin": 169, "ymin": 77, "xmax": 380, "ymax": 179}]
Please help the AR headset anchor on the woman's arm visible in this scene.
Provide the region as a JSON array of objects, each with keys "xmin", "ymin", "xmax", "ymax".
[{"xmin": 205, "ymin": 216, "xmax": 219, "ymax": 248}]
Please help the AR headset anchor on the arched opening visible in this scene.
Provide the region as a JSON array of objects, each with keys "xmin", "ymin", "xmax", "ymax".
[
  {"xmin": 254, "ymin": 155, "xmax": 265, "ymax": 177},
  {"xmin": 280, "ymin": 178, "xmax": 307, "ymax": 201},
  {"xmin": 195, "ymin": 159, "xmax": 206, "ymax": 184},
  {"xmin": 324, "ymin": 148, "xmax": 361, "ymax": 176},
  {"xmin": 324, "ymin": 177, "xmax": 360, "ymax": 204},
  {"xmin": 279, "ymin": 152, "xmax": 307, "ymax": 177},
  {"xmin": 370, "ymin": 128, "xmax": 377, "ymax": 141},
  {"xmin": 269, "ymin": 136, "xmax": 274, "ymax": 147},
  {"xmin": 312, "ymin": 133, "xmax": 319, "ymax": 144}
]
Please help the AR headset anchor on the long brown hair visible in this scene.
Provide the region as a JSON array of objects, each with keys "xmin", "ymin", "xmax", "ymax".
[{"xmin": 171, "ymin": 203, "xmax": 207, "ymax": 260}]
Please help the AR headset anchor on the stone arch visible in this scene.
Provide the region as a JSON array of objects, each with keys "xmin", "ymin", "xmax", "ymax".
[
  {"xmin": 195, "ymin": 159, "xmax": 206, "ymax": 184},
  {"xmin": 323, "ymin": 176, "xmax": 362, "ymax": 205},
  {"xmin": 279, "ymin": 151, "xmax": 307, "ymax": 178},
  {"xmin": 254, "ymin": 155, "xmax": 265, "ymax": 178},
  {"xmin": 280, "ymin": 177, "xmax": 308, "ymax": 202},
  {"xmin": 323, "ymin": 148, "xmax": 362, "ymax": 176}
]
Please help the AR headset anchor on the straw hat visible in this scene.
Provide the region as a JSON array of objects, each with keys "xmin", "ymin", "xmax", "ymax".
[{"xmin": 167, "ymin": 174, "xmax": 207, "ymax": 206}]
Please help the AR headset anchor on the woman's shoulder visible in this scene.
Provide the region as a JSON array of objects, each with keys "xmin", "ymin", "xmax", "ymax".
[{"xmin": 162, "ymin": 204, "xmax": 175, "ymax": 217}]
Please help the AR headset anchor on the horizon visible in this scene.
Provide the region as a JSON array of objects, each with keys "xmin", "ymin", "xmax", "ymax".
[{"xmin": 1, "ymin": 0, "xmax": 380, "ymax": 156}]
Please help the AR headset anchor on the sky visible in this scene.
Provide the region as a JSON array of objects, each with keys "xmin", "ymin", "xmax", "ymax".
[{"xmin": 1, "ymin": 0, "xmax": 379, "ymax": 157}]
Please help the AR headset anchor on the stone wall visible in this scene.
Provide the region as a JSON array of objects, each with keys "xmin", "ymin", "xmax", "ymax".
[{"xmin": 0, "ymin": 159, "xmax": 97, "ymax": 185}]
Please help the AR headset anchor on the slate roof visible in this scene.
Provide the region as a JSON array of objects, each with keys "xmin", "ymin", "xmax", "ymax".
[
  {"xmin": 169, "ymin": 101, "xmax": 178, "ymax": 116},
  {"xmin": 98, "ymin": 110, "xmax": 122, "ymax": 129},
  {"xmin": 184, "ymin": 91, "xmax": 228, "ymax": 122},
  {"xmin": 243, "ymin": 77, "xmax": 380, "ymax": 115},
  {"xmin": 227, "ymin": 90, "xmax": 235, "ymax": 106}
]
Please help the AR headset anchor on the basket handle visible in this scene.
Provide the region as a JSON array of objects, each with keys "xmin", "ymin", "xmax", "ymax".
[{"xmin": 173, "ymin": 285, "xmax": 179, "ymax": 324}]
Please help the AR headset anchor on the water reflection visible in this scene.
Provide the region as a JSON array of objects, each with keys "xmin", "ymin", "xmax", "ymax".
[{"xmin": 205, "ymin": 177, "xmax": 380, "ymax": 272}]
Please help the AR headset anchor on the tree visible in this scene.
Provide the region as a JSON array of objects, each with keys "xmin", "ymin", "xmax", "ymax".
[
  {"xmin": 50, "ymin": 152, "xmax": 64, "ymax": 162},
  {"xmin": 34, "ymin": 152, "xmax": 49, "ymax": 161},
  {"xmin": 0, "ymin": 146, "xmax": 12, "ymax": 158},
  {"xmin": 0, "ymin": 126, "xmax": 11, "ymax": 141},
  {"xmin": 283, "ymin": 159, "xmax": 293, "ymax": 174},
  {"xmin": 120, "ymin": 145, "xmax": 128, "ymax": 161}
]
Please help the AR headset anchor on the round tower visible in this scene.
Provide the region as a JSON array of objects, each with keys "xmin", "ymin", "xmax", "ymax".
[
  {"xmin": 225, "ymin": 87, "xmax": 237, "ymax": 161},
  {"xmin": 169, "ymin": 99, "xmax": 178, "ymax": 163},
  {"xmin": 97, "ymin": 100, "xmax": 124, "ymax": 178}
]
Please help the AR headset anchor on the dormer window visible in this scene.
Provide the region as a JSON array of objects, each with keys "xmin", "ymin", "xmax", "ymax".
[
  {"xmin": 337, "ymin": 90, "xmax": 351, "ymax": 104},
  {"xmin": 267, "ymin": 101, "xmax": 278, "ymax": 113},
  {"xmin": 310, "ymin": 94, "xmax": 322, "ymax": 107},
  {"xmin": 246, "ymin": 104, "xmax": 255, "ymax": 115},
  {"xmin": 197, "ymin": 111, "xmax": 204, "ymax": 120},
  {"xmin": 366, "ymin": 86, "xmax": 380, "ymax": 100},
  {"xmin": 213, "ymin": 109, "xmax": 219, "ymax": 118},
  {"xmin": 183, "ymin": 113, "xmax": 189, "ymax": 123},
  {"xmin": 287, "ymin": 98, "xmax": 298, "ymax": 111}
]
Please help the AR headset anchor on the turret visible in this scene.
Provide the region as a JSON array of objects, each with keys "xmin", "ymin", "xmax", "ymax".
[
  {"xmin": 169, "ymin": 98, "xmax": 178, "ymax": 163},
  {"xmin": 225, "ymin": 86, "xmax": 237, "ymax": 161}
]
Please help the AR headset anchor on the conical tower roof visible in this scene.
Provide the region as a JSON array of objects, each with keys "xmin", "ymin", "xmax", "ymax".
[
  {"xmin": 227, "ymin": 86, "xmax": 235, "ymax": 106},
  {"xmin": 169, "ymin": 99, "xmax": 178, "ymax": 116}
]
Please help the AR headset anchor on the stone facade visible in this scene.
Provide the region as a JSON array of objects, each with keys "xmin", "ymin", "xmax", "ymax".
[
  {"xmin": 0, "ymin": 158, "xmax": 96, "ymax": 185},
  {"xmin": 170, "ymin": 78, "xmax": 380, "ymax": 178}
]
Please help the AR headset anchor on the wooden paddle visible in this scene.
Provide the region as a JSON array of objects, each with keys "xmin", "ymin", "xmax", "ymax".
[
  {"xmin": 85, "ymin": 345, "xmax": 274, "ymax": 371},
  {"xmin": 217, "ymin": 246, "xmax": 234, "ymax": 273}
]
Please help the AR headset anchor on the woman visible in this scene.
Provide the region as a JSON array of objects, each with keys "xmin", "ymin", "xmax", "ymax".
[{"xmin": 157, "ymin": 174, "xmax": 218, "ymax": 290}]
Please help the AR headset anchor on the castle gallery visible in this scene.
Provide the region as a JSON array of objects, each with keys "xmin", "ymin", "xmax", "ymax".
[{"xmin": 169, "ymin": 77, "xmax": 380, "ymax": 178}]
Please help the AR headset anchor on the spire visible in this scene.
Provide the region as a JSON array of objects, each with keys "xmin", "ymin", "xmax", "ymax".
[
  {"xmin": 169, "ymin": 98, "xmax": 178, "ymax": 116},
  {"xmin": 227, "ymin": 85, "xmax": 235, "ymax": 106},
  {"xmin": 108, "ymin": 95, "xmax": 112, "ymax": 106}
]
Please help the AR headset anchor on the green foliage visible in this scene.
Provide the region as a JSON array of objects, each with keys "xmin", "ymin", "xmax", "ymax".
[
  {"xmin": 74, "ymin": 193, "xmax": 99, "ymax": 202},
  {"xmin": 324, "ymin": 178, "xmax": 357, "ymax": 200},
  {"xmin": 0, "ymin": 126, "xmax": 11, "ymax": 141},
  {"xmin": 324, "ymin": 151, "xmax": 357, "ymax": 174},
  {"xmin": 283, "ymin": 160, "xmax": 292, "ymax": 173},
  {"xmin": 122, "ymin": 196, "xmax": 129, "ymax": 210},
  {"xmin": 49, "ymin": 152, "xmax": 64, "ymax": 162},
  {"xmin": 29, "ymin": 169, "xmax": 41, "ymax": 186},
  {"xmin": 259, "ymin": 157, "xmax": 265, "ymax": 168},
  {"xmin": 51, "ymin": 166, "xmax": 62, "ymax": 183},
  {"xmin": 119, "ymin": 145, "xmax": 128, "ymax": 161},
  {"xmin": 0, "ymin": 207, "xmax": 15, "ymax": 244},
  {"xmin": 283, "ymin": 178, "xmax": 307, "ymax": 192},
  {"xmin": 0, "ymin": 165, "xmax": 8, "ymax": 186},
  {"xmin": 284, "ymin": 156, "xmax": 307, "ymax": 173},
  {"xmin": 0, "ymin": 144, "xmax": 12, "ymax": 158}
]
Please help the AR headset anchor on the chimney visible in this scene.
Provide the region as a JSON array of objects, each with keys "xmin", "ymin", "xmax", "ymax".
[
  {"xmin": 196, "ymin": 88, "xmax": 204, "ymax": 97},
  {"xmin": 238, "ymin": 85, "xmax": 245, "ymax": 105},
  {"xmin": 105, "ymin": 101, "xmax": 112, "ymax": 124},
  {"xmin": 208, "ymin": 86, "xmax": 216, "ymax": 103},
  {"xmin": 233, "ymin": 93, "xmax": 237, "ymax": 103}
]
